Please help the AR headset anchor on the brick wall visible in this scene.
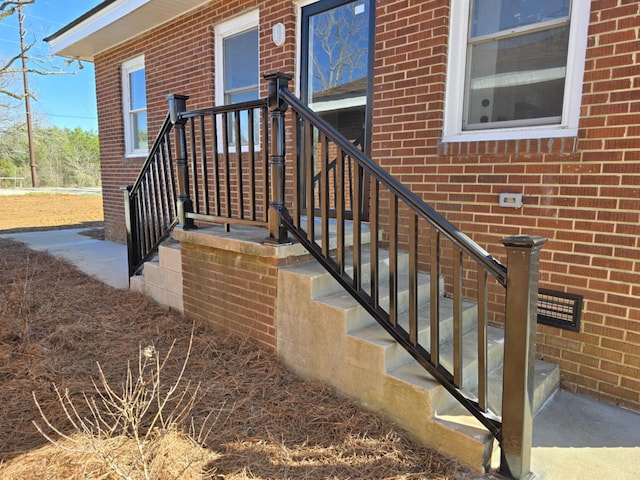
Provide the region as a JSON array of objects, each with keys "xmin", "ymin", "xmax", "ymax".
[
  {"xmin": 94, "ymin": 0, "xmax": 639, "ymax": 411},
  {"xmin": 181, "ymin": 242, "xmax": 280, "ymax": 350},
  {"xmin": 371, "ymin": 0, "xmax": 640, "ymax": 411}
]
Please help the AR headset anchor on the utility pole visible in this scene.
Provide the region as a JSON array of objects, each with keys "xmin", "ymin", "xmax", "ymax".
[{"xmin": 18, "ymin": 5, "xmax": 37, "ymax": 188}]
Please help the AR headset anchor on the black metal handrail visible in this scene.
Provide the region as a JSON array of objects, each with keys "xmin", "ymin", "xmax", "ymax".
[
  {"xmin": 122, "ymin": 112, "xmax": 178, "ymax": 276},
  {"xmin": 123, "ymin": 73, "xmax": 544, "ymax": 479},
  {"xmin": 278, "ymin": 86, "xmax": 506, "ymax": 432},
  {"xmin": 122, "ymin": 97, "xmax": 269, "ymax": 276},
  {"xmin": 264, "ymin": 73, "xmax": 544, "ymax": 479},
  {"xmin": 179, "ymin": 98, "xmax": 270, "ymax": 228}
]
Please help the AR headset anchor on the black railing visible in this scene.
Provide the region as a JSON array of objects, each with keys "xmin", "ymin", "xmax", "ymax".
[
  {"xmin": 264, "ymin": 73, "xmax": 545, "ymax": 480},
  {"xmin": 123, "ymin": 73, "xmax": 545, "ymax": 479},
  {"xmin": 123, "ymin": 95, "xmax": 269, "ymax": 276},
  {"xmin": 121, "ymin": 112, "xmax": 178, "ymax": 276}
]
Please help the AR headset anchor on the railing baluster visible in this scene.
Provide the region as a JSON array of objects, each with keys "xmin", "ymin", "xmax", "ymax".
[
  {"xmin": 212, "ymin": 112, "xmax": 221, "ymax": 218},
  {"xmin": 430, "ymin": 231, "xmax": 440, "ymax": 366},
  {"xmin": 336, "ymin": 151, "xmax": 345, "ymax": 274},
  {"xmin": 292, "ymin": 112, "xmax": 301, "ymax": 227},
  {"xmin": 453, "ymin": 248, "xmax": 463, "ymax": 387},
  {"xmin": 157, "ymin": 152, "xmax": 169, "ymax": 228},
  {"xmin": 261, "ymin": 105, "xmax": 269, "ymax": 224},
  {"xmin": 151, "ymin": 158, "xmax": 164, "ymax": 232},
  {"xmin": 477, "ymin": 266, "xmax": 488, "ymax": 412},
  {"xmin": 248, "ymin": 108, "xmax": 256, "ymax": 220},
  {"xmin": 140, "ymin": 178, "xmax": 150, "ymax": 253},
  {"xmin": 371, "ymin": 180, "xmax": 379, "ymax": 308},
  {"xmin": 222, "ymin": 111, "xmax": 231, "ymax": 224},
  {"xmin": 199, "ymin": 115, "xmax": 209, "ymax": 216},
  {"xmin": 234, "ymin": 110, "xmax": 244, "ymax": 219},
  {"xmin": 389, "ymin": 195, "xmax": 398, "ymax": 326},
  {"xmin": 409, "ymin": 213, "xmax": 418, "ymax": 346},
  {"xmin": 353, "ymin": 162, "xmax": 362, "ymax": 292},
  {"xmin": 164, "ymin": 131, "xmax": 177, "ymax": 220},
  {"xmin": 189, "ymin": 117, "xmax": 200, "ymax": 214},
  {"xmin": 320, "ymin": 133, "xmax": 329, "ymax": 257},
  {"xmin": 305, "ymin": 122, "xmax": 314, "ymax": 243}
]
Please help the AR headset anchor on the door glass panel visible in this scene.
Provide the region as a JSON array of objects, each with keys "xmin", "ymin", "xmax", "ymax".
[{"xmin": 305, "ymin": 0, "xmax": 371, "ymax": 146}]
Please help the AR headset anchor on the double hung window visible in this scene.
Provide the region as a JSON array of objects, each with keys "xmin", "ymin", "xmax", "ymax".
[
  {"xmin": 122, "ymin": 56, "xmax": 147, "ymax": 157},
  {"xmin": 444, "ymin": 0, "xmax": 590, "ymax": 141},
  {"xmin": 215, "ymin": 11, "xmax": 259, "ymax": 148}
]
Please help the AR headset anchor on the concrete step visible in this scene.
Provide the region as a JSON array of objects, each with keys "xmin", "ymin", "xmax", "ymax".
[
  {"xmin": 276, "ymin": 255, "xmax": 559, "ymax": 473},
  {"xmin": 129, "ymin": 240, "xmax": 183, "ymax": 312},
  {"xmin": 282, "ymin": 247, "xmax": 413, "ymax": 301}
]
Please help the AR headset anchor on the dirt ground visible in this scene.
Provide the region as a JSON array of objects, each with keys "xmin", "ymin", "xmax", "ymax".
[
  {"xmin": 0, "ymin": 193, "xmax": 103, "ymax": 232},
  {"xmin": 0, "ymin": 196, "xmax": 476, "ymax": 479}
]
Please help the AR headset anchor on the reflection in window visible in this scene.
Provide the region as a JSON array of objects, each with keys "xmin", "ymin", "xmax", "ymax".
[{"xmin": 304, "ymin": 0, "xmax": 371, "ymax": 144}]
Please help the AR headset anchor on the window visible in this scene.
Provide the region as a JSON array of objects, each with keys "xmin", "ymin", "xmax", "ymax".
[
  {"xmin": 215, "ymin": 11, "xmax": 259, "ymax": 148},
  {"xmin": 443, "ymin": 0, "xmax": 590, "ymax": 142},
  {"xmin": 300, "ymin": 0, "xmax": 374, "ymax": 153},
  {"xmin": 122, "ymin": 56, "xmax": 148, "ymax": 157}
]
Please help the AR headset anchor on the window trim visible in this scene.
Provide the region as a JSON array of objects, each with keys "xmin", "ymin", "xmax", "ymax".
[
  {"xmin": 214, "ymin": 10, "xmax": 259, "ymax": 107},
  {"xmin": 443, "ymin": 0, "xmax": 591, "ymax": 143},
  {"xmin": 121, "ymin": 55, "xmax": 147, "ymax": 158},
  {"xmin": 214, "ymin": 10, "xmax": 260, "ymax": 152}
]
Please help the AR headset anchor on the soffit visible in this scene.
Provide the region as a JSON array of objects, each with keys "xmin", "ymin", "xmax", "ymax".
[{"xmin": 46, "ymin": 0, "xmax": 210, "ymax": 62}]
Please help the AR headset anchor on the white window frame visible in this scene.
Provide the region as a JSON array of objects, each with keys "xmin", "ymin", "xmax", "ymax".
[
  {"xmin": 442, "ymin": 0, "xmax": 591, "ymax": 143},
  {"xmin": 214, "ymin": 10, "xmax": 259, "ymax": 106},
  {"xmin": 214, "ymin": 10, "xmax": 260, "ymax": 152},
  {"xmin": 121, "ymin": 55, "xmax": 147, "ymax": 157}
]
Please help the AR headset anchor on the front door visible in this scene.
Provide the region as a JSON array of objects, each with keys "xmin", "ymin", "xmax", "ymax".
[
  {"xmin": 300, "ymin": 0, "xmax": 374, "ymax": 218},
  {"xmin": 301, "ymin": 0, "xmax": 374, "ymax": 153}
]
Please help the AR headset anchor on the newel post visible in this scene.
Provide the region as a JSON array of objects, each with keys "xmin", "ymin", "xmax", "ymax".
[
  {"xmin": 264, "ymin": 72, "xmax": 292, "ymax": 244},
  {"xmin": 166, "ymin": 94, "xmax": 195, "ymax": 229},
  {"xmin": 120, "ymin": 184, "xmax": 137, "ymax": 279},
  {"xmin": 499, "ymin": 235, "xmax": 547, "ymax": 480}
]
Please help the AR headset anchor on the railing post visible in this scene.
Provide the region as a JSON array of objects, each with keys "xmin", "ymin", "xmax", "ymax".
[
  {"xmin": 120, "ymin": 184, "xmax": 137, "ymax": 279},
  {"xmin": 499, "ymin": 235, "xmax": 547, "ymax": 480},
  {"xmin": 166, "ymin": 94, "xmax": 195, "ymax": 229},
  {"xmin": 264, "ymin": 72, "xmax": 292, "ymax": 244}
]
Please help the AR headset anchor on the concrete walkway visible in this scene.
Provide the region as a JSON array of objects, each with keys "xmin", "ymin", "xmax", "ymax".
[
  {"xmin": 1, "ymin": 227, "xmax": 639, "ymax": 479},
  {"xmin": 0, "ymin": 228, "xmax": 128, "ymax": 289}
]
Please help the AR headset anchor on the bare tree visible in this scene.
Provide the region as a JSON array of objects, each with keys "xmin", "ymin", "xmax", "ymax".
[{"xmin": 310, "ymin": 3, "xmax": 368, "ymax": 92}]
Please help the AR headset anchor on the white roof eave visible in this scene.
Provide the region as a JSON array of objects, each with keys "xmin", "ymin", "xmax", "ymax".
[{"xmin": 47, "ymin": 0, "xmax": 211, "ymax": 62}]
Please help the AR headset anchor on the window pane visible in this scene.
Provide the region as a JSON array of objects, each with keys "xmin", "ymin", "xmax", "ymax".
[
  {"xmin": 129, "ymin": 69, "xmax": 146, "ymax": 110},
  {"xmin": 227, "ymin": 89, "xmax": 259, "ymax": 104},
  {"xmin": 307, "ymin": 0, "xmax": 370, "ymax": 104},
  {"xmin": 465, "ymin": 25, "xmax": 569, "ymax": 128},
  {"xmin": 471, "ymin": 0, "xmax": 570, "ymax": 37},
  {"xmin": 224, "ymin": 28, "xmax": 258, "ymax": 92},
  {"xmin": 133, "ymin": 112, "xmax": 148, "ymax": 150}
]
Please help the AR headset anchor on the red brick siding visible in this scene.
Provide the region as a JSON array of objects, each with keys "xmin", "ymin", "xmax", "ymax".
[
  {"xmin": 181, "ymin": 242, "xmax": 280, "ymax": 350},
  {"xmin": 94, "ymin": 0, "xmax": 640, "ymax": 411},
  {"xmin": 370, "ymin": 0, "xmax": 640, "ymax": 411}
]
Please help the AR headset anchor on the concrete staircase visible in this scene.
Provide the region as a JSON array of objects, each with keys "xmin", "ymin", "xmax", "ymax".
[
  {"xmin": 130, "ymin": 240, "xmax": 184, "ymax": 313},
  {"xmin": 276, "ymin": 248, "xmax": 559, "ymax": 472}
]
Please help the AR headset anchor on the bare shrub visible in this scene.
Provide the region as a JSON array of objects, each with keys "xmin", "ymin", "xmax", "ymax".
[{"xmin": 32, "ymin": 327, "xmax": 220, "ymax": 480}]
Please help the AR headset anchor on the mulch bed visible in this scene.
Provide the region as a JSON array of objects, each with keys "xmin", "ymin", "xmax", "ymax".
[{"xmin": 0, "ymin": 238, "xmax": 474, "ymax": 479}]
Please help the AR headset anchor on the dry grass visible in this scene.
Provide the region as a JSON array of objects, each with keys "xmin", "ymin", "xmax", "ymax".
[
  {"xmin": 0, "ymin": 194, "xmax": 103, "ymax": 232},
  {"xmin": 0, "ymin": 238, "xmax": 475, "ymax": 479}
]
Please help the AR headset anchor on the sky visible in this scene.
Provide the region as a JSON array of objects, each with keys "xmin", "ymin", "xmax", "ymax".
[{"xmin": 0, "ymin": 1, "xmax": 103, "ymax": 131}]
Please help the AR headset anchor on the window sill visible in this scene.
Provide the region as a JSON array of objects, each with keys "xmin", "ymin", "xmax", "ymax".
[{"xmin": 441, "ymin": 125, "xmax": 578, "ymax": 144}]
